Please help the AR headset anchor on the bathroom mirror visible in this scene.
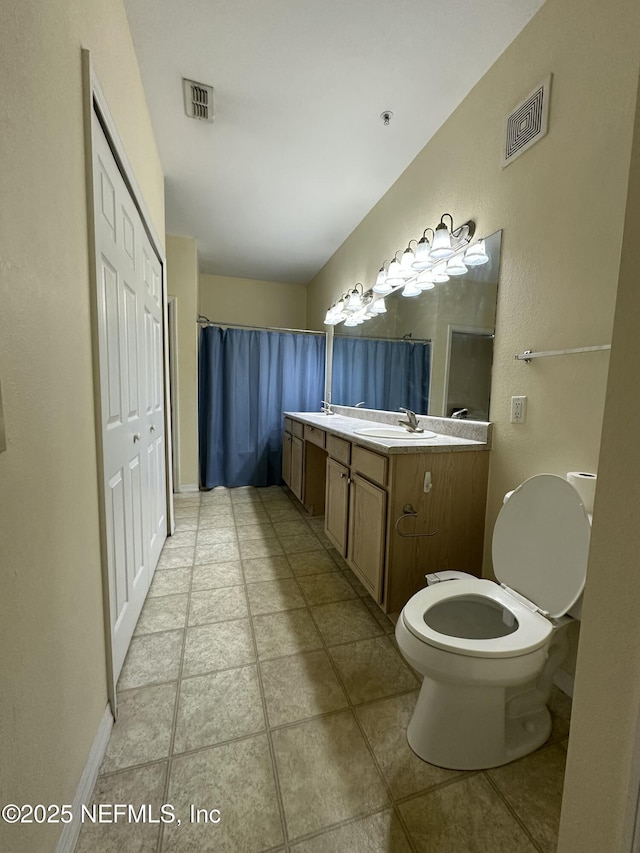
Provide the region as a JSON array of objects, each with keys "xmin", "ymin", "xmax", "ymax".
[{"xmin": 330, "ymin": 230, "xmax": 502, "ymax": 419}]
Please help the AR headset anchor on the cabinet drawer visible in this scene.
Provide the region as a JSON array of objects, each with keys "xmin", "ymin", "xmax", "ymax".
[
  {"xmin": 326, "ymin": 434, "xmax": 350, "ymax": 465},
  {"xmin": 291, "ymin": 419, "xmax": 304, "ymax": 439},
  {"xmin": 284, "ymin": 417, "xmax": 293, "ymax": 434},
  {"xmin": 304, "ymin": 424, "xmax": 326, "ymax": 448},
  {"xmin": 352, "ymin": 445, "xmax": 388, "ymax": 487}
]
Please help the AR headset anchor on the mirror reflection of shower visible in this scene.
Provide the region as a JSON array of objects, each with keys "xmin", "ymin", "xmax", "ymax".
[{"xmin": 330, "ymin": 230, "xmax": 502, "ymax": 420}]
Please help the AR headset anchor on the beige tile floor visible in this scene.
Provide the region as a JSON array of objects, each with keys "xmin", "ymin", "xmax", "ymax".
[{"xmin": 76, "ymin": 486, "xmax": 572, "ymax": 853}]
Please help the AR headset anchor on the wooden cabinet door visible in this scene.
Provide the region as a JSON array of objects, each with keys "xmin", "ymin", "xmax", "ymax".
[
  {"xmin": 325, "ymin": 458, "xmax": 350, "ymax": 557},
  {"xmin": 348, "ymin": 474, "xmax": 387, "ymax": 601},
  {"xmin": 290, "ymin": 435, "xmax": 304, "ymax": 501},
  {"xmin": 282, "ymin": 431, "xmax": 292, "ymax": 487}
]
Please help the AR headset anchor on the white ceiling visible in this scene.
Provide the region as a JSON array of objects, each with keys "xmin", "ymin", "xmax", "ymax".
[{"xmin": 124, "ymin": 0, "xmax": 544, "ymax": 284}]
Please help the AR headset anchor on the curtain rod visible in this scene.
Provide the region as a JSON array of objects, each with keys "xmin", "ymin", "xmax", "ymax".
[
  {"xmin": 197, "ymin": 316, "xmax": 326, "ymax": 336},
  {"xmin": 335, "ymin": 333, "xmax": 431, "ymax": 344}
]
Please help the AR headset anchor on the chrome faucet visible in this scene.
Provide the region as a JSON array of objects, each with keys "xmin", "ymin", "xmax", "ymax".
[
  {"xmin": 451, "ymin": 408, "xmax": 468, "ymax": 419},
  {"xmin": 398, "ymin": 407, "xmax": 424, "ymax": 433},
  {"xmin": 320, "ymin": 400, "xmax": 334, "ymax": 415}
]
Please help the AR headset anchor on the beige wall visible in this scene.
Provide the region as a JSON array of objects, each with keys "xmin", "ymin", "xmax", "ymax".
[
  {"xmin": 307, "ymin": 0, "xmax": 640, "ymax": 579},
  {"xmin": 0, "ymin": 2, "xmax": 164, "ymax": 851},
  {"xmin": 307, "ymin": 0, "xmax": 640, "ymax": 841},
  {"xmin": 167, "ymin": 236, "xmax": 199, "ymax": 488},
  {"xmin": 557, "ymin": 74, "xmax": 640, "ymax": 853},
  {"xmin": 200, "ymin": 274, "xmax": 307, "ymax": 329}
]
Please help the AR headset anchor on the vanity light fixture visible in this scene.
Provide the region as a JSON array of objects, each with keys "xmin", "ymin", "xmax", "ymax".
[
  {"xmin": 446, "ymin": 254, "xmax": 469, "ymax": 276},
  {"xmin": 373, "ymin": 262, "xmax": 393, "ymax": 294},
  {"xmin": 400, "ymin": 241, "xmax": 418, "ymax": 274},
  {"xmin": 412, "ymin": 229, "xmax": 435, "ymax": 270},
  {"xmin": 345, "ymin": 283, "xmax": 365, "ymax": 312},
  {"xmin": 430, "ymin": 220, "xmax": 454, "ymax": 260},
  {"xmin": 429, "ymin": 214, "xmax": 473, "ymax": 260},
  {"xmin": 464, "ymin": 238, "xmax": 489, "ymax": 266},
  {"xmin": 324, "ymin": 304, "xmax": 344, "ymax": 325},
  {"xmin": 385, "ymin": 251, "xmax": 407, "ymax": 285},
  {"xmin": 401, "ymin": 280, "xmax": 422, "ymax": 298},
  {"xmin": 416, "ymin": 271, "xmax": 436, "ymax": 290},
  {"xmin": 323, "ymin": 213, "xmax": 489, "ymax": 327},
  {"xmin": 431, "ymin": 261, "xmax": 450, "ymax": 283}
]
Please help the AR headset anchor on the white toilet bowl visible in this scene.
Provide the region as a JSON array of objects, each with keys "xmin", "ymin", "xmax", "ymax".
[{"xmin": 395, "ymin": 474, "xmax": 590, "ymax": 770}]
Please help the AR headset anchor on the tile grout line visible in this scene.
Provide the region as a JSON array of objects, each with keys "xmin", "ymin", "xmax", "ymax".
[
  {"xmin": 483, "ymin": 770, "xmax": 546, "ymax": 853},
  {"xmin": 155, "ymin": 494, "xmax": 201, "ymax": 853},
  {"xmin": 278, "ymin": 497, "xmax": 476, "ymax": 850},
  {"xmin": 236, "ymin": 488, "xmax": 375, "ymax": 850},
  {"xmin": 308, "ymin": 617, "xmax": 419, "ymax": 851},
  {"xmin": 283, "ymin": 538, "xmax": 421, "ymax": 852},
  {"xmin": 245, "ymin": 493, "xmax": 296, "ymax": 853},
  {"xmin": 248, "ymin": 487, "xmax": 390, "ymax": 850}
]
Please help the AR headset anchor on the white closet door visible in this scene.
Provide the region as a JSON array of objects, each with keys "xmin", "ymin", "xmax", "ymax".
[
  {"xmin": 92, "ymin": 113, "xmax": 167, "ymax": 678},
  {"xmin": 142, "ymin": 236, "xmax": 167, "ymax": 569}
]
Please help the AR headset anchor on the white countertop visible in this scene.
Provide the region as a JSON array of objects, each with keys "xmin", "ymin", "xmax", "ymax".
[{"xmin": 284, "ymin": 411, "xmax": 490, "ymax": 455}]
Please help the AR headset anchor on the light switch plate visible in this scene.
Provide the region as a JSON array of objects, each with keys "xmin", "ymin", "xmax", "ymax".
[{"xmin": 0, "ymin": 380, "xmax": 6, "ymax": 453}]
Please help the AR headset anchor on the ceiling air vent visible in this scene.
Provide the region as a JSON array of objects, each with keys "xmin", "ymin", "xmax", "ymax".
[
  {"xmin": 502, "ymin": 75, "xmax": 551, "ymax": 167},
  {"xmin": 183, "ymin": 78, "xmax": 214, "ymax": 123}
]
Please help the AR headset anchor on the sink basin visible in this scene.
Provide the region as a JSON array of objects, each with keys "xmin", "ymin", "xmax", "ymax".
[{"xmin": 353, "ymin": 426, "xmax": 437, "ymax": 440}]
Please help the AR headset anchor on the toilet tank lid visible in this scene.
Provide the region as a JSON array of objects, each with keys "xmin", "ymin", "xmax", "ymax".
[{"xmin": 493, "ymin": 474, "xmax": 590, "ymax": 619}]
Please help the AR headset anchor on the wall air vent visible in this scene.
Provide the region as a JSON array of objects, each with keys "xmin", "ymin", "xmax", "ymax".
[
  {"xmin": 183, "ymin": 78, "xmax": 214, "ymax": 122},
  {"xmin": 502, "ymin": 75, "xmax": 551, "ymax": 167}
]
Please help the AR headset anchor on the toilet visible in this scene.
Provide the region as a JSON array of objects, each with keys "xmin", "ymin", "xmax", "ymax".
[{"xmin": 395, "ymin": 473, "xmax": 590, "ymax": 770}]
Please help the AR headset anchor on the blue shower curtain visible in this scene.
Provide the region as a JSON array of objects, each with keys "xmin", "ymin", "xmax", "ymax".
[
  {"xmin": 199, "ymin": 326, "xmax": 326, "ymax": 488},
  {"xmin": 331, "ymin": 336, "xmax": 430, "ymax": 413}
]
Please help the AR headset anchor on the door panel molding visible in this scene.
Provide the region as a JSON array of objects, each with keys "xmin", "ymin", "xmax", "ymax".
[{"xmin": 82, "ymin": 50, "xmax": 174, "ymax": 715}]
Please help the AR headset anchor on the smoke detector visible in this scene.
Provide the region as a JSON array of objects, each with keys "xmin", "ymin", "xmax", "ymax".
[{"xmin": 183, "ymin": 78, "xmax": 214, "ymax": 123}]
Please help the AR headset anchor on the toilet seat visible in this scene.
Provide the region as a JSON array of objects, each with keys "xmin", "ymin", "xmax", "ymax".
[
  {"xmin": 402, "ymin": 578, "xmax": 552, "ymax": 659},
  {"xmin": 493, "ymin": 474, "xmax": 590, "ymax": 618}
]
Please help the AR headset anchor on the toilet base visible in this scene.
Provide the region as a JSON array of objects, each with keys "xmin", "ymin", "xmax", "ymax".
[{"xmin": 407, "ymin": 676, "xmax": 552, "ymax": 770}]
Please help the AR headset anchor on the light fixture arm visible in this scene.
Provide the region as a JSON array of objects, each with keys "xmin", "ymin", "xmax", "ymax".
[{"xmin": 438, "ymin": 213, "xmax": 476, "ymax": 242}]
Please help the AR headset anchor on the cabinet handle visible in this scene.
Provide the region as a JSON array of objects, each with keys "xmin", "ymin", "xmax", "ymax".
[
  {"xmin": 339, "ymin": 472, "xmax": 346, "ymax": 479},
  {"xmin": 347, "ymin": 477, "xmax": 353, "ymax": 485}
]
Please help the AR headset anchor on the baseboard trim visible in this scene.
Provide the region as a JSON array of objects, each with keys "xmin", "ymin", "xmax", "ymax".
[
  {"xmin": 178, "ymin": 484, "xmax": 199, "ymax": 493},
  {"xmin": 56, "ymin": 704, "xmax": 113, "ymax": 853},
  {"xmin": 554, "ymin": 667, "xmax": 575, "ymax": 698}
]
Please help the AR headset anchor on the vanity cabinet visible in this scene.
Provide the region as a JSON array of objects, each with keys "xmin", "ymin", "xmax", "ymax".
[
  {"xmin": 325, "ymin": 457, "xmax": 349, "ymax": 555},
  {"xmin": 324, "ymin": 434, "xmax": 489, "ymax": 614},
  {"xmin": 283, "ymin": 417, "xmax": 304, "ymax": 501},
  {"xmin": 282, "ymin": 417, "xmax": 326, "ymax": 515},
  {"xmin": 290, "ymin": 435, "xmax": 304, "ymax": 502},
  {"xmin": 282, "ymin": 431, "xmax": 292, "ymax": 486},
  {"xmin": 326, "ymin": 442, "xmax": 389, "ymax": 600},
  {"xmin": 348, "ymin": 473, "xmax": 387, "ymax": 599},
  {"xmin": 284, "ymin": 413, "xmax": 490, "ymax": 614}
]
